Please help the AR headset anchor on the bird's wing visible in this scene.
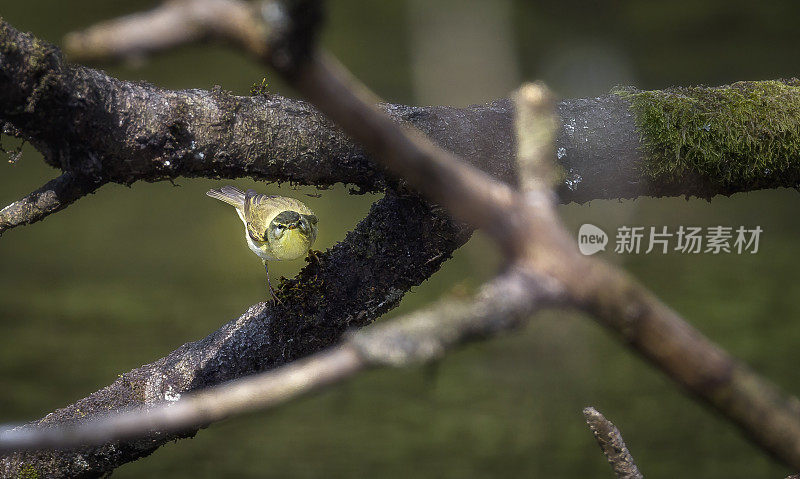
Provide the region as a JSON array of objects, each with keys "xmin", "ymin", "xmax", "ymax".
[
  {"xmin": 243, "ymin": 190, "xmax": 279, "ymax": 241},
  {"xmin": 206, "ymin": 185, "xmax": 246, "ymax": 208}
]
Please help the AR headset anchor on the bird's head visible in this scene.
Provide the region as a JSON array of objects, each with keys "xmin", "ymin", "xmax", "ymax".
[{"xmin": 266, "ymin": 210, "xmax": 318, "ymax": 259}]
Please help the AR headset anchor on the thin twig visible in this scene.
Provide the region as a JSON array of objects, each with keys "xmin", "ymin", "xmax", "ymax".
[
  {"xmin": 0, "ymin": 173, "xmax": 101, "ymax": 236},
  {"xmin": 583, "ymin": 407, "xmax": 644, "ymax": 479},
  {"xmin": 63, "ymin": 0, "xmax": 269, "ymax": 63},
  {"xmin": 0, "ymin": 347, "xmax": 363, "ymax": 452},
  {"xmin": 0, "ymin": 269, "xmax": 557, "ymax": 452}
]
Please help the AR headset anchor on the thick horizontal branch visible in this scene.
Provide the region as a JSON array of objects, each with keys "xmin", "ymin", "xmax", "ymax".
[
  {"xmin": 0, "ymin": 268, "xmax": 557, "ymax": 452},
  {"xmin": 62, "ymin": 1, "xmax": 800, "ymax": 203},
  {"xmin": 3, "ymin": 17, "xmax": 797, "ymax": 229}
]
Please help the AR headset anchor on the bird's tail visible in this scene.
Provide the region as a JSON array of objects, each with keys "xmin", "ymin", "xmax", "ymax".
[{"xmin": 206, "ymin": 185, "xmax": 246, "ymax": 208}]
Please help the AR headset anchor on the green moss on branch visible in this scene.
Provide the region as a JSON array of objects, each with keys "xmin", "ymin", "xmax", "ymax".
[
  {"xmin": 616, "ymin": 80, "xmax": 800, "ymax": 193},
  {"xmin": 16, "ymin": 464, "xmax": 39, "ymax": 479}
]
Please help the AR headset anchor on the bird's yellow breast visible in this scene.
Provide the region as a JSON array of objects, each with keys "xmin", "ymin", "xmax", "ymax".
[
  {"xmin": 270, "ymin": 228, "xmax": 313, "ymax": 260},
  {"xmin": 246, "ymin": 227, "xmax": 312, "ymax": 261}
]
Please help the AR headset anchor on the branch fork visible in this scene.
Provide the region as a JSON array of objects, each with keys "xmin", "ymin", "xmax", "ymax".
[{"xmin": 1, "ymin": 1, "xmax": 800, "ymax": 478}]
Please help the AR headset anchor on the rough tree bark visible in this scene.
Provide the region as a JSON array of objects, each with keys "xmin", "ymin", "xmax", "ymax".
[
  {"xmin": 5, "ymin": 18, "xmax": 799, "ymax": 234},
  {"xmin": 2, "ymin": 191, "xmax": 472, "ymax": 478}
]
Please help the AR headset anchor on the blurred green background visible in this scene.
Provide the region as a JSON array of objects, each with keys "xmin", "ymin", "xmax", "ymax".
[{"xmin": 2, "ymin": 1, "xmax": 799, "ymax": 477}]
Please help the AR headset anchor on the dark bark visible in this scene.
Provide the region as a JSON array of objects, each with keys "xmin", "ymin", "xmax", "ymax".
[
  {"xmin": 0, "ymin": 192, "xmax": 469, "ymax": 478},
  {"xmin": 4, "ymin": 19, "xmax": 790, "ymax": 214}
]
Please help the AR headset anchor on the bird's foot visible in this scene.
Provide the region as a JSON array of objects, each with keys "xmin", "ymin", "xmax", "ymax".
[{"xmin": 268, "ymin": 285, "xmax": 285, "ymax": 306}]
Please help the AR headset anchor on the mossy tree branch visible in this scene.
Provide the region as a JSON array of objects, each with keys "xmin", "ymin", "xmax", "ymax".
[
  {"xmin": 0, "ymin": 190, "xmax": 470, "ymax": 477},
  {"xmin": 3, "ymin": 15, "xmax": 800, "ymax": 238},
  {"xmin": 617, "ymin": 81, "xmax": 800, "ymax": 193},
  {"xmin": 95, "ymin": 0, "xmax": 800, "ymax": 471},
  {"xmin": 2, "ymin": 1, "xmax": 800, "ymax": 478}
]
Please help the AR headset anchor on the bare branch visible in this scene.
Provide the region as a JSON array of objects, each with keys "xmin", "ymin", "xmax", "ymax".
[
  {"xmin": 2, "ymin": 2, "xmax": 800, "ymax": 476},
  {"xmin": 583, "ymin": 407, "xmax": 644, "ymax": 479},
  {"xmin": 63, "ymin": 0, "xmax": 269, "ymax": 63},
  {"xmin": 0, "ymin": 172, "xmax": 101, "ymax": 236},
  {"xmin": 568, "ymin": 258, "xmax": 800, "ymax": 470},
  {"xmin": 0, "ymin": 347, "xmax": 363, "ymax": 452},
  {"xmin": 348, "ymin": 266, "xmax": 562, "ymax": 366},
  {"xmin": 0, "ymin": 268, "xmax": 558, "ymax": 452}
]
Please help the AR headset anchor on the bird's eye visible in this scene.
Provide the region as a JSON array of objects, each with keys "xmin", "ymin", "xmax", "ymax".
[{"xmin": 276, "ymin": 224, "xmax": 285, "ymax": 230}]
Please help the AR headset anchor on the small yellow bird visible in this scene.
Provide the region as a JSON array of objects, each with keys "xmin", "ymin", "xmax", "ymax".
[{"xmin": 207, "ymin": 186, "xmax": 318, "ymax": 300}]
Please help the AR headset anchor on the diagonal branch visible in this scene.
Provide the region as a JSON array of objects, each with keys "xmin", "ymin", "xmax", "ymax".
[
  {"xmin": 0, "ymin": 268, "xmax": 558, "ymax": 452},
  {"xmin": 294, "ymin": 52, "xmax": 525, "ymax": 255},
  {"xmin": 252, "ymin": 3, "xmax": 800, "ymax": 470},
  {"xmin": 0, "ymin": 191, "xmax": 470, "ymax": 477},
  {"xmin": 562, "ymin": 252, "xmax": 800, "ymax": 470},
  {"xmin": 1, "ymin": 348, "xmax": 363, "ymax": 453},
  {"xmin": 2, "ymin": 2, "xmax": 800, "ymax": 477}
]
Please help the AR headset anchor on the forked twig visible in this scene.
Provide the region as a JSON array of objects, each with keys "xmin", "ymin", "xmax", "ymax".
[{"xmin": 2, "ymin": 1, "xmax": 800, "ymax": 477}]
